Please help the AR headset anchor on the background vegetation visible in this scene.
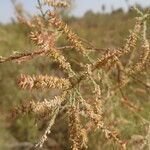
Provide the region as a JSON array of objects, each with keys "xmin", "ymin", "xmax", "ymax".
[{"xmin": 0, "ymin": 3, "xmax": 150, "ymax": 150}]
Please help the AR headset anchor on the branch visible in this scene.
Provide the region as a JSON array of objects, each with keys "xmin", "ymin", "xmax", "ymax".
[
  {"xmin": 0, "ymin": 49, "xmax": 47, "ymax": 64},
  {"xmin": 0, "ymin": 46, "xmax": 75, "ymax": 64}
]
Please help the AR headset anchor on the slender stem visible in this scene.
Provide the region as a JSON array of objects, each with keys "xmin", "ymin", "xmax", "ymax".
[{"xmin": 37, "ymin": 0, "xmax": 46, "ymax": 18}]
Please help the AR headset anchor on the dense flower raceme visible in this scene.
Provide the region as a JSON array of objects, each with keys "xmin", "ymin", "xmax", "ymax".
[{"xmin": 18, "ymin": 74, "xmax": 71, "ymax": 90}]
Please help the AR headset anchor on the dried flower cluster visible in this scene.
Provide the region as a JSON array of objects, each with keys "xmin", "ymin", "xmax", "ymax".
[
  {"xmin": 0, "ymin": 1, "xmax": 150, "ymax": 150},
  {"xmin": 43, "ymin": 0, "xmax": 69, "ymax": 8},
  {"xmin": 48, "ymin": 12, "xmax": 87, "ymax": 55},
  {"xmin": 18, "ymin": 74, "xmax": 71, "ymax": 90}
]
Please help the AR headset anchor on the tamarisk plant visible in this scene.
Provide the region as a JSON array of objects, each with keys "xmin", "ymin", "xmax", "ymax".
[{"xmin": 0, "ymin": 0, "xmax": 150, "ymax": 149}]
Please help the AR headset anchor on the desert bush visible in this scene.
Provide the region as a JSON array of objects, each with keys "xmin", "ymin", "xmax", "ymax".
[{"xmin": 0, "ymin": 1, "xmax": 150, "ymax": 150}]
